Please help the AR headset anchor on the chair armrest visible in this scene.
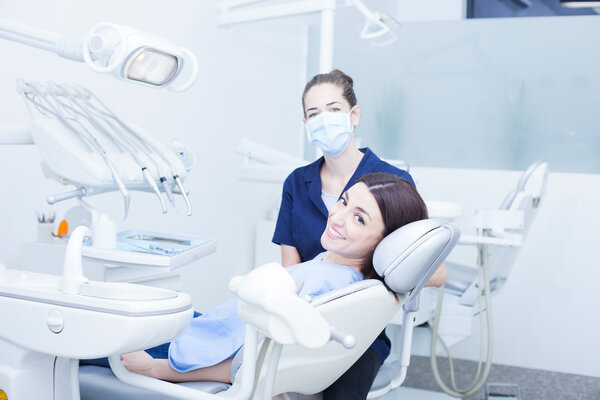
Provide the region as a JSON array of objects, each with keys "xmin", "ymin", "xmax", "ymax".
[
  {"xmin": 471, "ymin": 209, "xmax": 524, "ymax": 231},
  {"xmin": 457, "ymin": 234, "xmax": 522, "ymax": 247}
]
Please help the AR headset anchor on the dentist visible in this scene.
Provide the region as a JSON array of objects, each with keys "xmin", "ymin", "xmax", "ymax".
[{"xmin": 272, "ymin": 69, "xmax": 446, "ymax": 400}]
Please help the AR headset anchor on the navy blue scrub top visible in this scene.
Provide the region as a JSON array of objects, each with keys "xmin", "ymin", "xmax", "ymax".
[
  {"xmin": 272, "ymin": 147, "xmax": 415, "ymax": 363},
  {"xmin": 273, "ymin": 148, "xmax": 415, "ymax": 262}
]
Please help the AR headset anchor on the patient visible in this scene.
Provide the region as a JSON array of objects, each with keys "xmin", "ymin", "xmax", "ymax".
[{"xmin": 94, "ymin": 172, "xmax": 428, "ymax": 384}]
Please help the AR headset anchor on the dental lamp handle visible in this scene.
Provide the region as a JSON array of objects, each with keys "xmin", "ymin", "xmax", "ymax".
[
  {"xmin": 330, "ymin": 327, "xmax": 356, "ymax": 349},
  {"xmin": 61, "ymin": 225, "xmax": 91, "ymax": 295}
]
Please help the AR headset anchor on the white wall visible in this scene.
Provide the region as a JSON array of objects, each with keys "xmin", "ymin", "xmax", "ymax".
[
  {"xmin": 411, "ymin": 166, "xmax": 600, "ymax": 378},
  {"xmin": 321, "ymin": 6, "xmax": 599, "ymax": 378},
  {"xmin": 0, "ymin": 0, "xmax": 307, "ymax": 310}
]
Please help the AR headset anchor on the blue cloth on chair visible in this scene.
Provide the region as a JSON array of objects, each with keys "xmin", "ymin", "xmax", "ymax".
[
  {"xmin": 168, "ymin": 253, "xmax": 363, "ymax": 372},
  {"xmin": 168, "ymin": 298, "xmax": 246, "ymax": 372}
]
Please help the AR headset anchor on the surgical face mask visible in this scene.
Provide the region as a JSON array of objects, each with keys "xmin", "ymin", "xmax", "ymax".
[{"xmin": 305, "ymin": 107, "xmax": 355, "ymax": 158}]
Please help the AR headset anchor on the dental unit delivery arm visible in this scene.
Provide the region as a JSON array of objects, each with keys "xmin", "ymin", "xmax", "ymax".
[{"xmin": 16, "ymin": 80, "xmax": 193, "ymax": 219}]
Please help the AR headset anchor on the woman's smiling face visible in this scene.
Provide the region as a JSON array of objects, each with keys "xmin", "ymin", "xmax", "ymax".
[{"xmin": 320, "ymin": 182, "xmax": 385, "ymax": 270}]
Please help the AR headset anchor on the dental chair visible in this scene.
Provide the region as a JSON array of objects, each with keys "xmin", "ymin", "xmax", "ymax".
[
  {"xmin": 443, "ymin": 160, "xmax": 549, "ymax": 306},
  {"xmin": 367, "ymin": 161, "xmax": 550, "ymax": 399},
  {"xmin": 78, "ymin": 218, "xmax": 459, "ymax": 400}
]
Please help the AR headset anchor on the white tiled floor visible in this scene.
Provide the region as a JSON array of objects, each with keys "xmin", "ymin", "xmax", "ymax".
[{"xmin": 378, "ymin": 387, "xmax": 456, "ymax": 400}]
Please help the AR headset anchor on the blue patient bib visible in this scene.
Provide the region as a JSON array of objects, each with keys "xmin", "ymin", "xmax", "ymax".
[
  {"xmin": 168, "ymin": 253, "xmax": 363, "ymax": 372},
  {"xmin": 286, "ymin": 254, "xmax": 363, "ymax": 298},
  {"xmin": 168, "ymin": 298, "xmax": 245, "ymax": 372}
]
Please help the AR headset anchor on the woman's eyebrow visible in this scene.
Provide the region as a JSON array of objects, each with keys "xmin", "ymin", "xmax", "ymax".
[
  {"xmin": 345, "ymin": 191, "xmax": 372, "ymax": 221},
  {"xmin": 306, "ymin": 101, "xmax": 341, "ymax": 113},
  {"xmin": 355, "ymin": 206, "xmax": 371, "ymax": 221}
]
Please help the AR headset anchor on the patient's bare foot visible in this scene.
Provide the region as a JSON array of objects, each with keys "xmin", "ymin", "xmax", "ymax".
[{"xmin": 121, "ymin": 350, "xmax": 156, "ymax": 377}]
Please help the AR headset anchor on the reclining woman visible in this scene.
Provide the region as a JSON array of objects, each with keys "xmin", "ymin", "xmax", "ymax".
[{"xmin": 90, "ymin": 172, "xmax": 428, "ymax": 384}]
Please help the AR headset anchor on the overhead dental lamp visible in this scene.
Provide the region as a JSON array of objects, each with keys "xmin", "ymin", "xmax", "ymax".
[{"xmin": 0, "ymin": 19, "xmax": 198, "ymax": 91}]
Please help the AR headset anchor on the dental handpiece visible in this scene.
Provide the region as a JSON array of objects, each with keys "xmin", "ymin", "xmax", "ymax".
[
  {"xmin": 160, "ymin": 177, "xmax": 176, "ymax": 206},
  {"xmin": 22, "ymin": 84, "xmax": 131, "ymax": 219},
  {"xmin": 86, "ymin": 94, "xmax": 190, "ymax": 215},
  {"xmin": 174, "ymin": 175, "xmax": 192, "ymax": 216},
  {"xmin": 76, "ymin": 97, "xmax": 165, "ymax": 215},
  {"xmin": 142, "ymin": 168, "xmax": 167, "ymax": 214}
]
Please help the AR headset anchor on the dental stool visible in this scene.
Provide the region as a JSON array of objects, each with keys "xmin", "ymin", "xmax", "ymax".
[{"xmin": 79, "ymin": 219, "xmax": 459, "ymax": 400}]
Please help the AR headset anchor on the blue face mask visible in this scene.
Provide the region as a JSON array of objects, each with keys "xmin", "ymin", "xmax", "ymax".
[{"xmin": 305, "ymin": 107, "xmax": 355, "ymax": 158}]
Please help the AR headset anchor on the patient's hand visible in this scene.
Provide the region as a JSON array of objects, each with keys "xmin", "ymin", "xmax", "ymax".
[
  {"xmin": 121, "ymin": 350, "xmax": 156, "ymax": 378},
  {"xmin": 424, "ymin": 263, "xmax": 447, "ymax": 288}
]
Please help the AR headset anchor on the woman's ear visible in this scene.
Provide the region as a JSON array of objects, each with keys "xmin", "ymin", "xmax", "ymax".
[{"xmin": 350, "ymin": 105, "xmax": 361, "ymax": 127}]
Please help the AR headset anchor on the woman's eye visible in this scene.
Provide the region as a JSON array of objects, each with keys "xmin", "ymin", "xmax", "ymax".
[
  {"xmin": 338, "ymin": 197, "xmax": 347, "ymax": 206},
  {"xmin": 354, "ymin": 214, "xmax": 365, "ymax": 225},
  {"xmin": 329, "ymin": 107, "xmax": 341, "ymax": 112},
  {"xmin": 307, "ymin": 111, "xmax": 320, "ymax": 119}
]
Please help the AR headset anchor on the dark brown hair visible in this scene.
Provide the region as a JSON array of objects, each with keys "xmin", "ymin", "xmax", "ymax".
[
  {"xmin": 302, "ymin": 69, "xmax": 357, "ymax": 117},
  {"xmin": 356, "ymin": 173, "xmax": 429, "ymax": 280}
]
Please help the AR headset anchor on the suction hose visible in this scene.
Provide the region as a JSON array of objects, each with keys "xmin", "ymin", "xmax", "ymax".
[{"xmin": 429, "ymin": 242, "xmax": 494, "ymax": 398}]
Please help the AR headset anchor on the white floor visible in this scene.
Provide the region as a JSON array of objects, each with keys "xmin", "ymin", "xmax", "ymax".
[{"xmin": 378, "ymin": 387, "xmax": 456, "ymax": 400}]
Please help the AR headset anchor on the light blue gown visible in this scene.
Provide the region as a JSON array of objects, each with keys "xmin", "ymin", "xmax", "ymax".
[{"xmin": 168, "ymin": 253, "xmax": 363, "ymax": 372}]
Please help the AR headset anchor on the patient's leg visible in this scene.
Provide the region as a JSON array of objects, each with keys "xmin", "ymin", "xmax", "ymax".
[{"xmin": 121, "ymin": 350, "xmax": 233, "ymax": 383}]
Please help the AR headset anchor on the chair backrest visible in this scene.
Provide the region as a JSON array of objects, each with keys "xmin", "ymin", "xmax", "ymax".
[
  {"xmin": 499, "ymin": 161, "xmax": 549, "ymax": 212},
  {"xmin": 489, "ymin": 161, "xmax": 549, "ymax": 290},
  {"xmin": 266, "ymin": 280, "xmax": 398, "ymax": 396},
  {"xmin": 244, "ymin": 219, "xmax": 460, "ymax": 397}
]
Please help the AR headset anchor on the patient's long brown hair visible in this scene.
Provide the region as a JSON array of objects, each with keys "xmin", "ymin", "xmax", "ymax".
[{"xmin": 356, "ymin": 173, "xmax": 428, "ymax": 280}]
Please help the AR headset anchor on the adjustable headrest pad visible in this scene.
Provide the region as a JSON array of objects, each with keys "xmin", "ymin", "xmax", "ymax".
[{"xmin": 373, "ymin": 219, "xmax": 459, "ymax": 298}]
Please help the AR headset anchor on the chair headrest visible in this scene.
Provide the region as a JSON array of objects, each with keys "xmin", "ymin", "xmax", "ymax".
[{"xmin": 373, "ymin": 219, "xmax": 459, "ymax": 300}]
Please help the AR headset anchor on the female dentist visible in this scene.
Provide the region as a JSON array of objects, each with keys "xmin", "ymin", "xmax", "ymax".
[{"xmin": 272, "ymin": 69, "xmax": 446, "ymax": 400}]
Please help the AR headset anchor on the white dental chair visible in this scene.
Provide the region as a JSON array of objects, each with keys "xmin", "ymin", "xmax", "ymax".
[
  {"xmin": 78, "ymin": 218, "xmax": 459, "ymax": 400},
  {"xmin": 367, "ymin": 161, "xmax": 550, "ymax": 399},
  {"xmin": 443, "ymin": 160, "xmax": 549, "ymax": 305}
]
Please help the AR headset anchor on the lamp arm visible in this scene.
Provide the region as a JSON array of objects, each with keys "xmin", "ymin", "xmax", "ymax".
[
  {"xmin": 0, "ymin": 18, "xmax": 84, "ymax": 61},
  {"xmin": 350, "ymin": 0, "xmax": 377, "ymax": 20},
  {"xmin": 0, "ymin": 19, "xmax": 197, "ymax": 90},
  {"xmin": 0, "ymin": 18, "xmax": 59, "ymax": 52}
]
